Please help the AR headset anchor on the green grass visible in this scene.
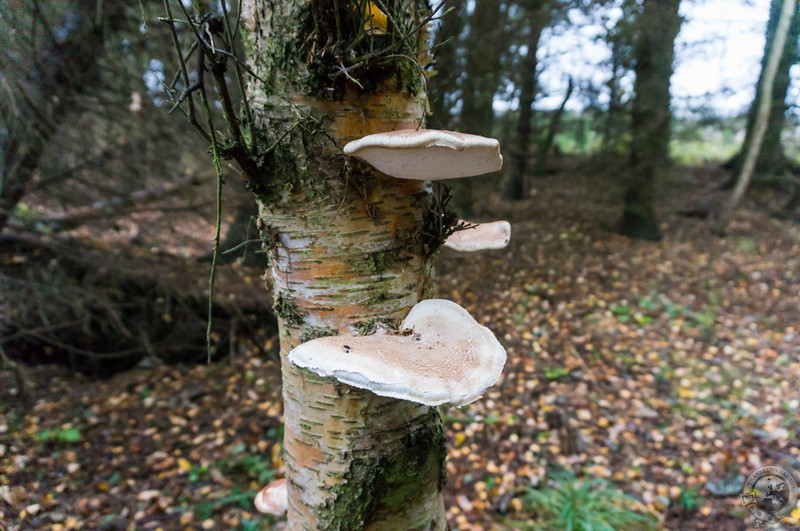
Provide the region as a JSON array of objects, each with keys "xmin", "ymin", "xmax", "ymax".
[
  {"xmin": 34, "ymin": 426, "xmax": 82, "ymax": 442},
  {"xmin": 543, "ymin": 366, "xmax": 571, "ymax": 380},
  {"xmin": 609, "ymin": 293, "xmax": 718, "ymax": 340},
  {"xmin": 518, "ymin": 471, "xmax": 658, "ymax": 531},
  {"xmin": 218, "ymin": 446, "xmax": 276, "ymax": 484},
  {"xmin": 676, "ymin": 485, "xmax": 703, "ymax": 512},
  {"xmin": 669, "ymin": 139, "xmax": 738, "ymax": 165},
  {"xmin": 195, "ymin": 486, "xmax": 264, "ymax": 521}
]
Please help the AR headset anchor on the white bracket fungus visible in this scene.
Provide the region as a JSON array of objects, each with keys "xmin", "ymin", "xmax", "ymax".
[
  {"xmin": 343, "ymin": 129, "xmax": 503, "ymax": 180},
  {"xmin": 444, "ymin": 220, "xmax": 511, "ymax": 252},
  {"xmin": 254, "ymin": 478, "xmax": 288, "ymax": 516},
  {"xmin": 287, "ymin": 299, "xmax": 506, "ymax": 406}
]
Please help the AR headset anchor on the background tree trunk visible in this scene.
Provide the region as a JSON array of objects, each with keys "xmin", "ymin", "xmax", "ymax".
[
  {"xmin": 601, "ymin": 50, "xmax": 625, "ymax": 154},
  {"xmin": 619, "ymin": 0, "xmax": 681, "ymax": 240},
  {"xmin": 243, "ymin": 1, "xmax": 447, "ymax": 527},
  {"xmin": 592, "ymin": 0, "xmax": 640, "ymax": 166},
  {"xmin": 504, "ymin": 7, "xmax": 548, "ymax": 201},
  {"xmin": 0, "ymin": 1, "xmax": 123, "ymax": 232},
  {"xmin": 532, "ymin": 76, "xmax": 574, "ymax": 179},
  {"xmin": 715, "ymin": 0, "xmax": 798, "ymax": 233},
  {"xmin": 728, "ymin": 0, "xmax": 800, "ymax": 178},
  {"xmin": 454, "ymin": 0, "xmax": 509, "ymax": 215},
  {"xmin": 428, "ymin": 0, "xmax": 465, "ymax": 131},
  {"xmin": 600, "ymin": 9, "xmax": 634, "ymax": 158},
  {"xmin": 459, "ymin": 0, "xmax": 507, "ymax": 136}
]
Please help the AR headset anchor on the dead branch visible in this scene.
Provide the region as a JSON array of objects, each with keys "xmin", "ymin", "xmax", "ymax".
[{"xmin": 28, "ymin": 172, "xmax": 208, "ymax": 231}]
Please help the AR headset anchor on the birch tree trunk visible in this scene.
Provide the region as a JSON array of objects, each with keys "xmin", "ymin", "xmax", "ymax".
[
  {"xmin": 241, "ymin": 1, "xmax": 448, "ymax": 528},
  {"xmin": 728, "ymin": 0, "xmax": 800, "ymax": 177},
  {"xmin": 714, "ymin": 0, "xmax": 798, "ymax": 234}
]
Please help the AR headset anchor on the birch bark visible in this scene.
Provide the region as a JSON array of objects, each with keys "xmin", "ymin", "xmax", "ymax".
[{"xmin": 242, "ymin": 1, "xmax": 448, "ymax": 528}]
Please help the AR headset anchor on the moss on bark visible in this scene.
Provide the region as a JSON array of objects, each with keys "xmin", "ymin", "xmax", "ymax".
[{"xmin": 326, "ymin": 407, "xmax": 447, "ymax": 530}]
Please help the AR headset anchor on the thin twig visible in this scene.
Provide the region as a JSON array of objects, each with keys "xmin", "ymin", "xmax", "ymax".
[
  {"xmin": 221, "ymin": 0, "xmax": 256, "ymax": 153},
  {"xmin": 203, "ymin": 136, "xmax": 224, "ymax": 363},
  {"xmin": 166, "ymin": 39, "xmax": 198, "ymax": 91},
  {"xmin": 337, "ymin": 61, "xmax": 365, "ymax": 88},
  {"xmin": 156, "ymin": 16, "xmax": 192, "ymax": 24},
  {"xmin": 333, "ymin": 0, "xmax": 343, "ymax": 45},
  {"xmin": 22, "ymin": 331, "xmax": 146, "ymax": 359},
  {"xmin": 174, "ymin": 5, "xmax": 260, "ymax": 179},
  {"xmin": 371, "ymin": 0, "xmax": 401, "ymax": 35},
  {"xmin": 167, "ymin": 1, "xmax": 225, "ymax": 363},
  {"xmin": 175, "ymin": 3, "xmax": 264, "ymax": 82},
  {"xmin": 222, "ymin": 238, "xmax": 263, "ymax": 255},
  {"xmin": 264, "ymin": 118, "xmax": 306, "ymax": 154},
  {"xmin": 198, "ymin": 41, "xmax": 266, "ymax": 83},
  {"xmin": 161, "ymin": 1, "xmax": 209, "ymax": 141},
  {"xmin": 210, "ymin": 63, "xmax": 246, "ymax": 150},
  {"xmin": 336, "ymin": 0, "xmax": 447, "ymax": 80},
  {"xmin": 0, "ymin": 320, "xmax": 83, "ymax": 345}
]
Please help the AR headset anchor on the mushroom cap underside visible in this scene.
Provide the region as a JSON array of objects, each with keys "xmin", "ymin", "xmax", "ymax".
[
  {"xmin": 288, "ymin": 299, "xmax": 506, "ymax": 406},
  {"xmin": 343, "ymin": 129, "xmax": 503, "ymax": 180},
  {"xmin": 444, "ymin": 220, "xmax": 511, "ymax": 252}
]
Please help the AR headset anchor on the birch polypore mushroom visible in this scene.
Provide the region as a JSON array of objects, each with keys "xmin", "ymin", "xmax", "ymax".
[
  {"xmin": 444, "ymin": 220, "xmax": 511, "ymax": 252},
  {"xmin": 343, "ymin": 129, "xmax": 503, "ymax": 180},
  {"xmin": 287, "ymin": 299, "xmax": 506, "ymax": 406},
  {"xmin": 254, "ymin": 478, "xmax": 288, "ymax": 516}
]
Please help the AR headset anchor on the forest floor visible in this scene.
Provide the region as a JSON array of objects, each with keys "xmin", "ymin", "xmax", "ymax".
[{"xmin": 2, "ymin": 160, "xmax": 799, "ymax": 530}]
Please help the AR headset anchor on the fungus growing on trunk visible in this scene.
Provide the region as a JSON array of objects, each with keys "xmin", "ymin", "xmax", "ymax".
[
  {"xmin": 444, "ymin": 220, "xmax": 511, "ymax": 252},
  {"xmin": 287, "ymin": 299, "xmax": 506, "ymax": 406},
  {"xmin": 254, "ymin": 478, "xmax": 288, "ymax": 516},
  {"xmin": 343, "ymin": 129, "xmax": 503, "ymax": 180}
]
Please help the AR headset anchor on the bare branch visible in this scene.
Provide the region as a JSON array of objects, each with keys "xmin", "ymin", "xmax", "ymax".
[{"xmin": 161, "ymin": 0, "xmax": 211, "ymax": 142}]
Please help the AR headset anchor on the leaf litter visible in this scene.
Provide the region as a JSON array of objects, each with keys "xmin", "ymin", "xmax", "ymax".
[{"xmin": 1, "ymin": 165, "xmax": 799, "ymax": 530}]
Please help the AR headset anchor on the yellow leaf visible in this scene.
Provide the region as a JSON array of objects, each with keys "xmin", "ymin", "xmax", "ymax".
[
  {"xmin": 678, "ymin": 387, "xmax": 695, "ymax": 398},
  {"xmin": 178, "ymin": 458, "xmax": 192, "ymax": 472},
  {"xmin": 361, "ymin": 1, "xmax": 387, "ymax": 34},
  {"xmin": 272, "ymin": 443, "xmax": 284, "ymax": 470}
]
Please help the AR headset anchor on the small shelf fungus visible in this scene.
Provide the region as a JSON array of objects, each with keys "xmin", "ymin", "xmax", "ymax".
[
  {"xmin": 444, "ymin": 220, "xmax": 511, "ymax": 252},
  {"xmin": 254, "ymin": 478, "xmax": 288, "ymax": 516},
  {"xmin": 287, "ymin": 299, "xmax": 507, "ymax": 406},
  {"xmin": 344, "ymin": 128, "xmax": 511, "ymax": 254},
  {"xmin": 343, "ymin": 129, "xmax": 503, "ymax": 180}
]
